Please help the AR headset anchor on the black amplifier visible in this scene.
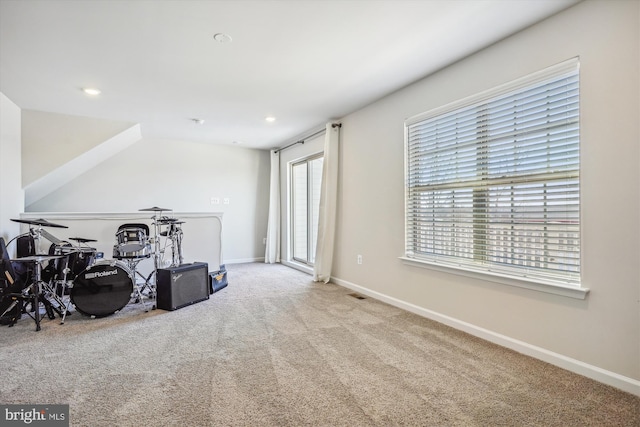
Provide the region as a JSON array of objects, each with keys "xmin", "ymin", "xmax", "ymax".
[{"xmin": 156, "ymin": 262, "xmax": 209, "ymax": 311}]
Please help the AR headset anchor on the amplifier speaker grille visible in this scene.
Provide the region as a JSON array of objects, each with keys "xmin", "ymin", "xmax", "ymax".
[{"xmin": 156, "ymin": 262, "xmax": 209, "ymax": 311}]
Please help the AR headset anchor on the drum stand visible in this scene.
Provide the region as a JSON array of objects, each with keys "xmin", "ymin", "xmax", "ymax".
[
  {"xmin": 117, "ymin": 258, "xmax": 153, "ymax": 312},
  {"xmin": 140, "ymin": 206, "xmax": 173, "ymax": 297},
  {"xmin": 6, "ymin": 220, "xmax": 71, "ymax": 329},
  {"xmin": 161, "ymin": 220, "xmax": 184, "ymax": 267},
  {"xmin": 171, "ymin": 225, "xmax": 184, "ymax": 267},
  {"xmin": 55, "ymin": 262, "xmax": 75, "ymax": 324},
  {"xmin": 5, "ymin": 255, "xmax": 66, "ymax": 331}
]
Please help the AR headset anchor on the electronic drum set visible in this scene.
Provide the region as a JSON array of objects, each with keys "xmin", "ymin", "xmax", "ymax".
[{"xmin": 0, "ymin": 207, "xmax": 186, "ymax": 331}]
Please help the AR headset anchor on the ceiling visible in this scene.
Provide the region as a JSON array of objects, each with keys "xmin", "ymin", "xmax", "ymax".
[{"xmin": 0, "ymin": 0, "xmax": 579, "ymax": 150}]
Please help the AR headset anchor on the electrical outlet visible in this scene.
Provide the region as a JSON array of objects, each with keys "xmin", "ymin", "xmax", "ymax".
[
  {"xmin": 357, "ymin": 254, "xmax": 363, "ymax": 265},
  {"xmin": 223, "ymin": 198, "xmax": 230, "ymax": 205}
]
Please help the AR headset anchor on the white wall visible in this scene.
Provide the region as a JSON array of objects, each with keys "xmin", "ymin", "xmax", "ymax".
[
  {"xmin": 330, "ymin": 0, "xmax": 639, "ymax": 387},
  {"xmin": 26, "ymin": 138, "xmax": 271, "ymax": 264},
  {"xmin": 0, "ymin": 92, "xmax": 23, "ymax": 246}
]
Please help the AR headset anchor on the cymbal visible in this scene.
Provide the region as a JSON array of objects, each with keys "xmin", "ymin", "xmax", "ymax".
[
  {"xmin": 139, "ymin": 206, "xmax": 172, "ymax": 212},
  {"xmin": 12, "ymin": 255, "xmax": 65, "ymax": 263},
  {"xmin": 58, "ymin": 246, "xmax": 95, "ymax": 254},
  {"xmin": 157, "ymin": 218, "xmax": 178, "ymax": 223},
  {"xmin": 69, "ymin": 237, "xmax": 98, "ymax": 243},
  {"xmin": 10, "ymin": 218, "xmax": 69, "ymax": 228}
]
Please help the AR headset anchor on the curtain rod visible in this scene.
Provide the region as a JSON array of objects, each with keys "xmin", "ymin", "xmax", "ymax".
[{"xmin": 274, "ymin": 123, "xmax": 341, "ymax": 154}]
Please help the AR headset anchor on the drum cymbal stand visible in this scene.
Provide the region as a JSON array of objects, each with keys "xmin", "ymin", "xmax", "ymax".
[
  {"xmin": 172, "ymin": 223, "xmax": 184, "ymax": 266},
  {"xmin": 165, "ymin": 221, "xmax": 184, "ymax": 267},
  {"xmin": 8, "ymin": 255, "xmax": 65, "ymax": 331},
  {"xmin": 145, "ymin": 218, "xmax": 160, "ymax": 299},
  {"xmin": 142, "ymin": 207, "xmax": 172, "ymax": 294}
]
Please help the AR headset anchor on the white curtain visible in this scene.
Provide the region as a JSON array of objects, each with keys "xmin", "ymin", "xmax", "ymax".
[
  {"xmin": 264, "ymin": 150, "xmax": 280, "ymax": 263},
  {"xmin": 313, "ymin": 123, "xmax": 340, "ymax": 283}
]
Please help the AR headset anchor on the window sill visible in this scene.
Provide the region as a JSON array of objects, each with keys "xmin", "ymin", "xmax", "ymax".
[{"xmin": 399, "ymin": 256, "xmax": 589, "ymax": 300}]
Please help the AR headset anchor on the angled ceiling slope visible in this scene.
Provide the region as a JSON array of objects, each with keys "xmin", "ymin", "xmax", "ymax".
[{"xmin": 24, "ymin": 124, "xmax": 141, "ymax": 207}]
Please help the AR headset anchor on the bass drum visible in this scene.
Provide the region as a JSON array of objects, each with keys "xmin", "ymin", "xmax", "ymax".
[{"xmin": 71, "ymin": 261, "xmax": 133, "ymax": 318}]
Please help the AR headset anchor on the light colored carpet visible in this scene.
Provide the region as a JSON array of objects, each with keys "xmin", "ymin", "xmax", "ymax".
[{"xmin": 0, "ymin": 262, "xmax": 638, "ymax": 426}]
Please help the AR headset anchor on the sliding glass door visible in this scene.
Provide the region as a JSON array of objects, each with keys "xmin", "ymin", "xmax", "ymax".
[{"xmin": 291, "ymin": 154, "xmax": 323, "ymax": 265}]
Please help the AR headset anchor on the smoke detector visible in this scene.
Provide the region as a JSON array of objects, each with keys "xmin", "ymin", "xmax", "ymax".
[{"xmin": 213, "ymin": 33, "xmax": 232, "ymax": 43}]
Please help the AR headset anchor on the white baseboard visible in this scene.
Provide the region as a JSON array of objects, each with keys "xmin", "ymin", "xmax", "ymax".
[{"xmin": 331, "ymin": 276, "xmax": 640, "ymax": 397}]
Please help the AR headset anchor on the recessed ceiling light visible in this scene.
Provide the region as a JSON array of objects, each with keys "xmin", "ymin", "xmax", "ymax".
[
  {"xmin": 265, "ymin": 116, "xmax": 276, "ymax": 123},
  {"xmin": 191, "ymin": 118, "xmax": 205, "ymax": 125},
  {"xmin": 82, "ymin": 88, "xmax": 101, "ymax": 96},
  {"xmin": 213, "ymin": 33, "xmax": 232, "ymax": 43}
]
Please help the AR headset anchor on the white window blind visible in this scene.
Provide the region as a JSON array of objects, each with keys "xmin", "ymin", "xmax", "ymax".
[{"xmin": 404, "ymin": 59, "xmax": 580, "ymax": 287}]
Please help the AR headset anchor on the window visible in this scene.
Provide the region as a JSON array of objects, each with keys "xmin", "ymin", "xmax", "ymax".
[
  {"xmin": 404, "ymin": 59, "xmax": 581, "ymax": 289},
  {"xmin": 291, "ymin": 154, "xmax": 324, "ymax": 265}
]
